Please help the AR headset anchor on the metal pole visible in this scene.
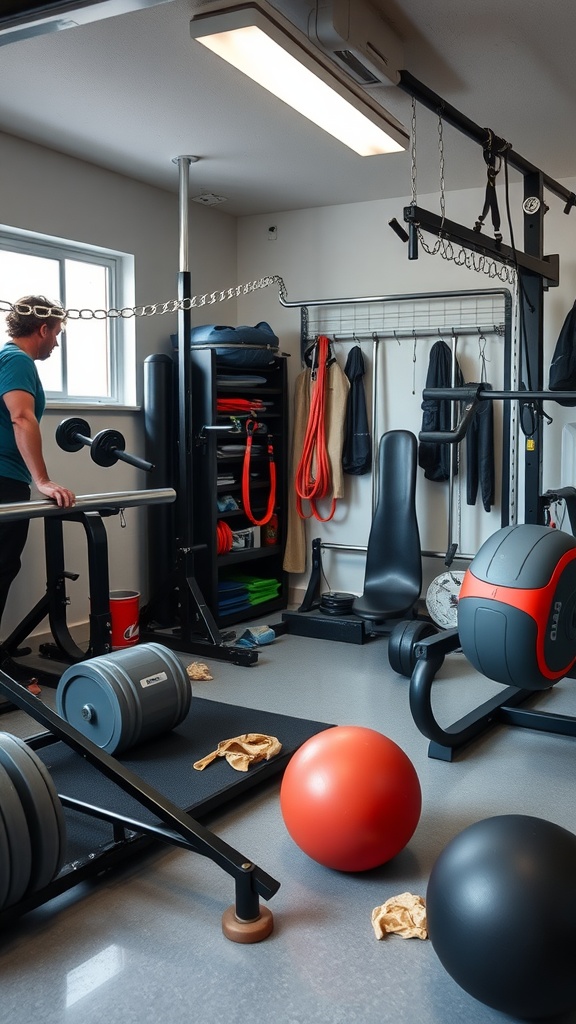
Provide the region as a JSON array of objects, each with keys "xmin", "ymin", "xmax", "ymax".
[
  {"xmin": 173, "ymin": 156, "xmax": 198, "ymax": 556},
  {"xmin": 0, "ymin": 488, "xmax": 176, "ymax": 522}
]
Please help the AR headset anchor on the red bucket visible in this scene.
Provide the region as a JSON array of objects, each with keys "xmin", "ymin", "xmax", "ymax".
[{"xmin": 109, "ymin": 590, "xmax": 140, "ymax": 650}]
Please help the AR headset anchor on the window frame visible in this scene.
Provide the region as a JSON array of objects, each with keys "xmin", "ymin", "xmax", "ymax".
[{"xmin": 0, "ymin": 226, "xmax": 135, "ymax": 408}]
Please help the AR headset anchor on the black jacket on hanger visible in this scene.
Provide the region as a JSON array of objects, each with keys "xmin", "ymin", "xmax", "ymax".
[
  {"xmin": 342, "ymin": 345, "xmax": 371, "ymax": 475},
  {"xmin": 418, "ymin": 340, "xmax": 463, "ymax": 482},
  {"xmin": 465, "ymin": 381, "xmax": 495, "ymax": 512}
]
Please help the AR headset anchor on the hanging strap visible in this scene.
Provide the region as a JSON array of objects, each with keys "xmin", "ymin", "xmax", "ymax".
[
  {"xmin": 473, "ymin": 130, "xmax": 506, "ymax": 242},
  {"xmin": 295, "ymin": 334, "xmax": 337, "ymax": 522},
  {"xmin": 242, "ymin": 418, "xmax": 276, "ymax": 526}
]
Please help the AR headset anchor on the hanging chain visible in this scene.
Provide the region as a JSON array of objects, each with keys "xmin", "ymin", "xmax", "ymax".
[
  {"xmin": 0, "ymin": 274, "xmax": 288, "ymax": 322},
  {"xmin": 438, "ymin": 111, "xmax": 446, "ymax": 231},
  {"xmin": 409, "ymin": 99, "xmax": 517, "ymax": 285},
  {"xmin": 410, "ymin": 96, "xmax": 418, "ymax": 207}
]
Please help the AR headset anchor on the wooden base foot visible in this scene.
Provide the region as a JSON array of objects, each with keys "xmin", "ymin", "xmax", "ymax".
[{"xmin": 221, "ymin": 904, "xmax": 274, "ymax": 943}]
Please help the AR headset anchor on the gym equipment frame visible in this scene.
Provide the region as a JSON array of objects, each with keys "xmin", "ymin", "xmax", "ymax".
[
  {"xmin": 390, "ymin": 73, "xmax": 576, "ymax": 760},
  {"xmin": 0, "ymin": 669, "xmax": 281, "ymax": 941},
  {"xmin": 0, "ymin": 492, "xmax": 295, "ymax": 939},
  {"xmin": 0, "ymin": 489, "xmax": 176, "ymax": 687}
]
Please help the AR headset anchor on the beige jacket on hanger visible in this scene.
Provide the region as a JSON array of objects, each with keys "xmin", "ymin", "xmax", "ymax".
[{"xmin": 283, "ymin": 358, "xmax": 349, "ymax": 574}]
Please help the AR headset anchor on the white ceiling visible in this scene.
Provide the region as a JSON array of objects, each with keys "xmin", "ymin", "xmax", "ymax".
[{"xmin": 0, "ymin": 0, "xmax": 575, "ymax": 217}]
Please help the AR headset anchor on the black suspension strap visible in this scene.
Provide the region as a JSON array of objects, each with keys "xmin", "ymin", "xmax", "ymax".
[{"xmin": 473, "ymin": 130, "xmax": 511, "ymax": 243}]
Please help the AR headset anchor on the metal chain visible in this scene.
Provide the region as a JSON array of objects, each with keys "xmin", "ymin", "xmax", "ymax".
[
  {"xmin": 0, "ymin": 274, "xmax": 288, "ymax": 322},
  {"xmin": 409, "ymin": 97, "xmax": 516, "ymax": 283},
  {"xmin": 410, "ymin": 97, "xmax": 418, "ymax": 207},
  {"xmin": 438, "ymin": 111, "xmax": 446, "ymax": 231}
]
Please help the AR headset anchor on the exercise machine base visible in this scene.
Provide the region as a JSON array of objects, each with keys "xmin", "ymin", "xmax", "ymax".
[
  {"xmin": 409, "ymin": 628, "xmax": 576, "ymax": 760},
  {"xmin": 281, "ymin": 610, "xmax": 373, "ymax": 644}
]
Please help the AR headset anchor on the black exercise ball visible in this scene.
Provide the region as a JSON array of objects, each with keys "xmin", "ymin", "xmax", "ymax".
[{"xmin": 426, "ymin": 815, "xmax": 576, "ymax": 1019}]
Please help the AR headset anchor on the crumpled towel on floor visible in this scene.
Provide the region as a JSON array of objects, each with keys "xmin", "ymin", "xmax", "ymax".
[
  {"xmin": 193, "ymin": 733, "xmax": 282, "ymax": 773},
  {"xmin": 371, "ymin": 892, "xmax": 428, "ymax": 940},
  {"xmin": 186, "ymin": 661, "xmax": 213, "ymax": 680}
]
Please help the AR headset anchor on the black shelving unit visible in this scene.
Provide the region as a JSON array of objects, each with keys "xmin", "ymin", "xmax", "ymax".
[{"xmin": 189, "ymin": 348, "xmax": 289, "ymax": 627}]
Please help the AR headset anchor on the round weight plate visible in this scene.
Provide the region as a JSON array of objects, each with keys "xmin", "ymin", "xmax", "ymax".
[
  {"xmin": 388, "ymin": 619, "xmax": 438, "ymax": 678},
  {"xmin": 90, "ymin": 428, "xmax": 125, "ymax": 467},
  {"xmin": 57, "ymin": 671, "xmax": 126, "ymax": 753},
  {"xmin": 0, "ymin": 759, "xmax": 32, "ymax": 908},
  {"xmin": 0, "ymin": 734, "xmax": 66, "ymax": 893},
  {"xmin": 55, "ymin": 417, "xmax": 91, "ymax": 453}
]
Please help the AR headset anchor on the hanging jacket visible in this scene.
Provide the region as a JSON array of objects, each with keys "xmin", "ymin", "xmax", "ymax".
[
  {"xmin": 342, "ymin": 345, "xmax": 372, "ymax": 475},
  {"xmin": 418, "ymin": 340, "xmax": 463, "ymax": 482},
  {"xmin": 549, "ymin": 301, "xmax": 576, "ymax": 406},
  {"xmin": 465, "ymin": 381, "xmax": 495, "ymax": 512}
]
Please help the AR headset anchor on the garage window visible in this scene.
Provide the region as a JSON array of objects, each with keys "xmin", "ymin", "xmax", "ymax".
[{"xmin": 0, "ymin": 228, "xmax": 135, "ymax": 407}]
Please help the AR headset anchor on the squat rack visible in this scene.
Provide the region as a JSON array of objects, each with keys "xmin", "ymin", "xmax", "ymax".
[{"xmin": 390, "ymin": 74, "xmax": 576, "ymax": 759}]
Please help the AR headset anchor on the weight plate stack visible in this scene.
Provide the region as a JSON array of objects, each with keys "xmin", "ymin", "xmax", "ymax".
[
  {"xmin": 319, "ymin": 592, "xmax": 356, "ymax": 617},
  {"xmin": 0, "ymin": 733, "xmax": 67, "ymax": 909}
]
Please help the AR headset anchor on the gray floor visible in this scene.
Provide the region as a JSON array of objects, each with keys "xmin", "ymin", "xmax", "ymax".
[{"xmin": 1, "ymin": 622, "xmax": 576, "ymax": 1024}]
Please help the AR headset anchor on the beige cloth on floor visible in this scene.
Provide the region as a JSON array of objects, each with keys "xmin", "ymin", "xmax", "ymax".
[
  {"xmin": 371, "ymin": 892, "xmax": 428, "ymax": 940},
  {"xmin": 193, "ymin": 733, "xmax": 282, "ymax": 773},
  {"xmin": 186, "ymin": 661, "xmax": 213, "ymax": 680}
]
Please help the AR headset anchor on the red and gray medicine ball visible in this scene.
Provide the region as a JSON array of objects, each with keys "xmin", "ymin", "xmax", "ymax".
[{"xmin": 458, "ymin": 524, "xmax": 576, "ymax": 689}]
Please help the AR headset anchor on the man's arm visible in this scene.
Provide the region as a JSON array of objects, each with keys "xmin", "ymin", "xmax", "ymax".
[{"xmin": 3, "ymin": 390, "xmax": 75, "ymax": 507}]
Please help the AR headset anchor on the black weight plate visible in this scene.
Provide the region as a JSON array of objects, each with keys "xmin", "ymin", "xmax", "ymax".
[
  {"xmin": 0, "ymin": 759, "xmax": 32, "ymax": 908},
  {"xmin": 90, "ymin": 428, "xmax": 125, "ymax": 467},
  {"xmin": 55, "ymin": 416, "xmax": 91, "ymax": 453},
  {"xmin": 0, "ymin": 734, "xmax": 66, "ymax": 893},
  {"xmin": 388, "ymin": 619, "xmax": 438, "ymax": 677},
  {"xmin": 0, "ymin": 795, "xmax": 11, "ymax": 912}
]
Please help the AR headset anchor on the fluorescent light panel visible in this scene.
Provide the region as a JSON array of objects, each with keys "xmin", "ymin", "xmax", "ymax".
[{"xmin": 190, "ymin": 3, "xmax": 407, "ymax": 156}]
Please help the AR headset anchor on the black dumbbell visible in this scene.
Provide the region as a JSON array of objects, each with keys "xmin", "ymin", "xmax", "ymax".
[{"xmin": 56, "ymin": 418, "xmax": 154, "ymax": 472}]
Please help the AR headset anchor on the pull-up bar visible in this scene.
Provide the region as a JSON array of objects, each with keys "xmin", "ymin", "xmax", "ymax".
[{"xmin": 398, "ymin": 71, "xmax": 576, "ymax": 211}]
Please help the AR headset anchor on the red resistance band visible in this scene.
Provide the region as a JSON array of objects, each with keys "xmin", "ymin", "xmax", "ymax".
[
  {"xmin": 242, "ymin": 418, "xmax": 276, "ymax": 526},
  {"xmin": 295, "ymin": 334, "xmax": 337, "ymax": 522},
  {"xmin": 217, "ymin": 397, "xmax": 266, "ymax": 414}
]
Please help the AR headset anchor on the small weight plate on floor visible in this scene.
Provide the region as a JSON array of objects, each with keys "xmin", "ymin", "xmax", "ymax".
[
  {"xmin": 0, "ymin": 734, "xmax": 66, "ymax": 893},
  {"xmin": 0, "ymin": 759, "xmax": 32, "ymax": 908},
  {"xmin": 388, "ymin": 619, "xmax": 438, "ymax": 678}
]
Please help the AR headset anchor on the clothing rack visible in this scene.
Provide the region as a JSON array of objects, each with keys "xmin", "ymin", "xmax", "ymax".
[{"xmin": 285, "ymin": 288, "xmax": 514, "ymax": 565}]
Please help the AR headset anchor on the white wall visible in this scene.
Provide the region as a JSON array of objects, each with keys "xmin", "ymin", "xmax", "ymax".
[
  {"xmin": 4, "ymin": 128, "xmax": 576, "ymax": 630},
  {"xmin": 236, "ymin": 181, "xmax": 576, "ymax": 600},
  {"xmin": 0, "ymin": 131, "xmax": 237, "ymax": 635}
]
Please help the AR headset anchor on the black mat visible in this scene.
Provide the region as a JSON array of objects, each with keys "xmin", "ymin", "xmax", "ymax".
[{"xmin": 36, "ymin": 697, "xmax": 333, "ymax": 864}]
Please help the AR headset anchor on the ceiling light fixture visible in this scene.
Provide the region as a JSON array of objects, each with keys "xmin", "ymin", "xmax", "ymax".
[{"xmin": 190, "ymin": 1, "xmax": 408, "ymax": 156}]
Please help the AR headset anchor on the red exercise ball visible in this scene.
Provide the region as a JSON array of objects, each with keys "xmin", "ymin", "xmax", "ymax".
[{"xmin": 280, "ymin": 725, "xmax": 421, "ymax": 872}]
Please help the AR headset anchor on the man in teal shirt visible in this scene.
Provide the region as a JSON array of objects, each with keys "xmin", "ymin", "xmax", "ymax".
[{"xmin": 0, "ymin": 295, "xmax": 75, "ymax": 632}]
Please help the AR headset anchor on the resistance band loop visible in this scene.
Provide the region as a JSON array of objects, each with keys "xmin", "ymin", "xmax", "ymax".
[
  {"xmin": 295, "ymin": 334, "xmax": 337, "ymax": 523},
  {"xmin": 242, "ymin": 419, "xmax": 276, "ymax": 526}
]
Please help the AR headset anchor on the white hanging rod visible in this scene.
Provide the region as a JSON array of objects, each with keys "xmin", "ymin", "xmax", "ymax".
[{"xmin": 305, "ymin": 322, "xmax": 505, "ymax": 343}]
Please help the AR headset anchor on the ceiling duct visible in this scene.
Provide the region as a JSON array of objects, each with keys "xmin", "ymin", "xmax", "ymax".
[
  {"xmin": 0, "ymin": 0, "xmax": 174, "ymax": 46},
  {"xmin": 307, "ymin": 0, "xmax": 404, "ymax": 88}
]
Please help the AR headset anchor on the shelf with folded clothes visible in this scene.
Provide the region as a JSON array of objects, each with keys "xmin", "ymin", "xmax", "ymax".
[
  {"xmin": 189, "ymin": 344, "xmax": 289, "ymax": 626},
  {"xmin": 217, "ymin": 571, "xmax": 284, "ymax": 622}
]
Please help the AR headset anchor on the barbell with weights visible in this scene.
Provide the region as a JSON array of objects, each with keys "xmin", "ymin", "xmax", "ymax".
[{"xmin": 56, "ymin": 417, "xmax": 154, "ymax": 472}]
